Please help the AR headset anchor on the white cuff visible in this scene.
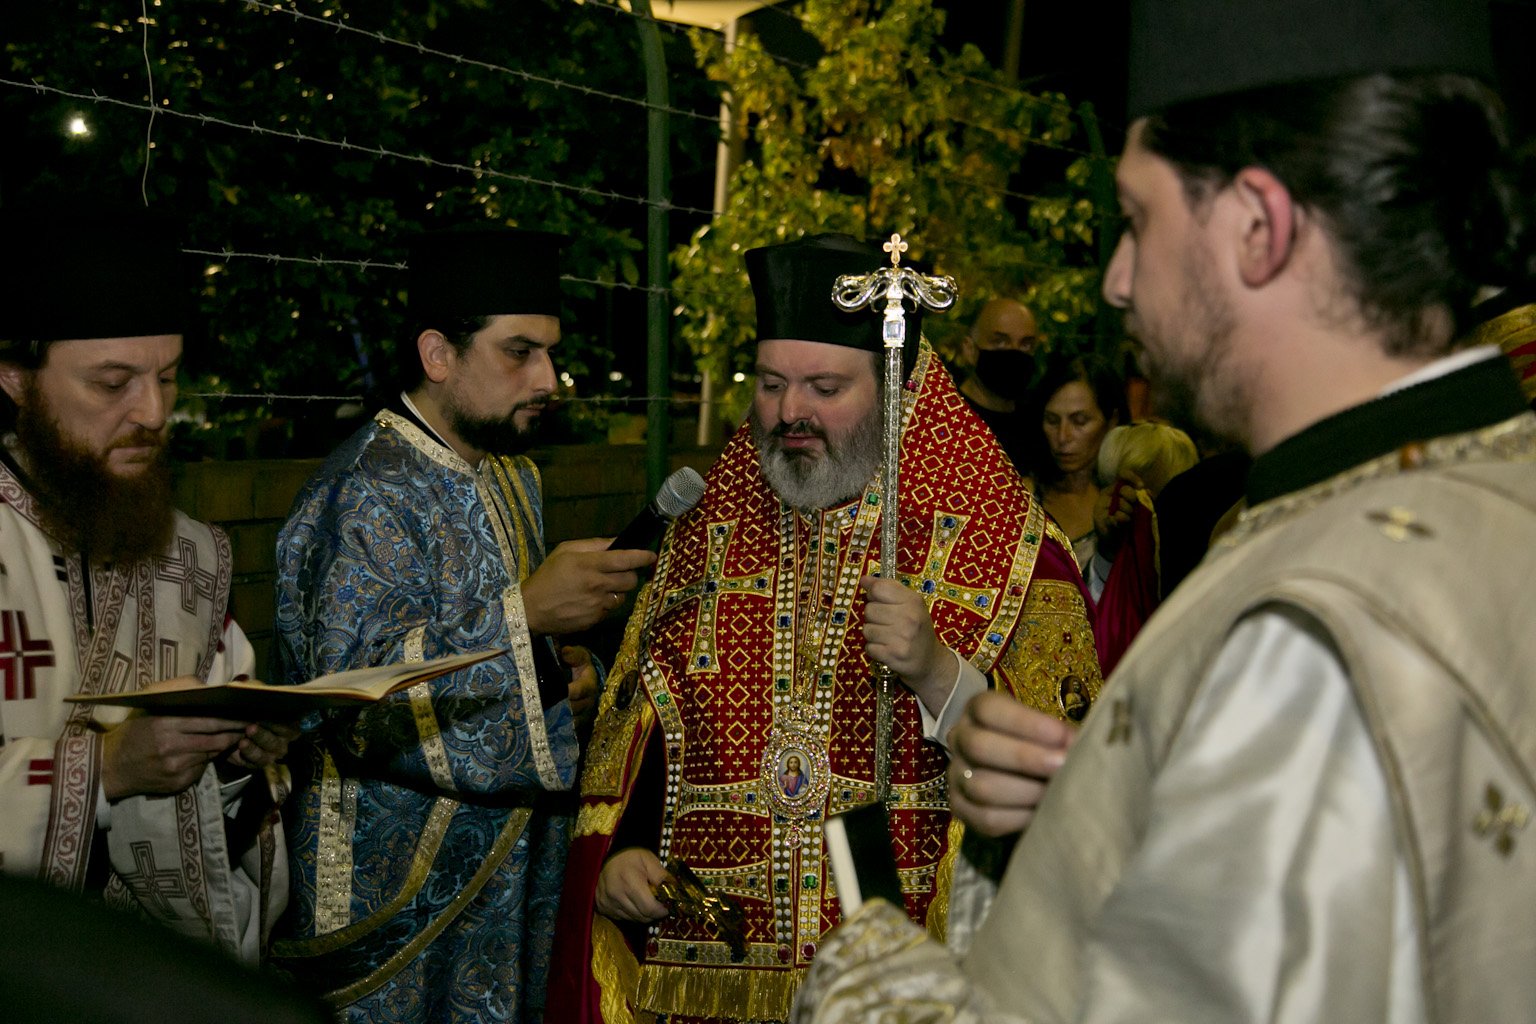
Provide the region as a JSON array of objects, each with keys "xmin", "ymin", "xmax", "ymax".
[
  {"xmin": 96, "ymin": 781, "xmax": 111, "ymax": 830},
  {"xmin": 1087, "ymin": 549, "xmax": 1113, "ymax": 602},
  {"xmin": 219, "ymin": 773, "xmax": 253, "ymax": 815},
  {"xmin": 919, "ymin": 649, "xmax": 988, "ymax": 752}
]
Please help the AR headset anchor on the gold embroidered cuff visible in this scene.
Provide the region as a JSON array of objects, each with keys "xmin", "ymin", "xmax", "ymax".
[{"xmin": 503, "ymin": 583, "xmax": 562, "ymax": 790}]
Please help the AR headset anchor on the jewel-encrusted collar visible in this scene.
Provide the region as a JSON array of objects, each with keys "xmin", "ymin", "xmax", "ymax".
[{"xmin": 1246, "ymin": 354, "xmax": 1527, "ymax": 507}]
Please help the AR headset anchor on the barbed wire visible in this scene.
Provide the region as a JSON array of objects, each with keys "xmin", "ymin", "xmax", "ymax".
[
  {"xmin": 183, "ymin": 390, "xmax": 365, "ymax": 401},
  {"xmin": 182, "ymin": 390, "xmax": 710, "ymax": 403},
  {"xmin": 236, "ymin": 0, "xmax": 720, "ymax": 125},
  {"xmin": 184, "ymin": 244, "xmax": 1100, "ymax": 297},
  {"xmin": 184, "ymin": 247, "xmax": 408, "ymax": 270},
  {"xmin": 0, "ymin": 77, "xmax": 718, "ymax": 216},
  {"xmin": 16, "ymin": 5, "xmax": 1126, "ymax": 413},
  {"xmin": 937, "ymin": 175, "xmax": 1123, "ymax": 223},
  {"xmin": 138, "ymin": 0, "xmax": 156, "ymax": 204},
  {"xmin": 949, "ymin": 71, "xmax": 1120, "ymax": 132},
  {"xmin": 947, "ymin": 115, "xmax": 1110, "ymax": 163},
  {"xmin": 183, "ymin": 247, "xmax": 709, "ymax": 295}
]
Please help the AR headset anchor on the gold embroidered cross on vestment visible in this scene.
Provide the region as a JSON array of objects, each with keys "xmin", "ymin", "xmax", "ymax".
[{"xmin": 1474, "ymin": 783, "xmax": 1530, "ymax": 856}]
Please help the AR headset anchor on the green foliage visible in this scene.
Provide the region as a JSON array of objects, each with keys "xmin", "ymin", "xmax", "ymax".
[
  {"xmin": 674, "ymin": 0, "xmax": 1116, "ymax": 420},
  {"xmin": 3, "ymin": 0, "xmax": 714, "ymax": 452}
]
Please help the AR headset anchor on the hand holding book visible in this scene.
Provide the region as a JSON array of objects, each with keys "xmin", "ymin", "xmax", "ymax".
[{"xmin": 68, "ymin": 649, "xmax": 508, "ymax": 719}]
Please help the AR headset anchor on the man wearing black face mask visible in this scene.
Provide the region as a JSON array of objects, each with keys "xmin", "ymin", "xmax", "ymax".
[{"xmin": 957, "ymin": 298, "xmax": 1040, "ymax": 476}]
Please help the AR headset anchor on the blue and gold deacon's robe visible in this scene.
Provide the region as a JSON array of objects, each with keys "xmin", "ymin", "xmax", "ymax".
[{"xmin": 270, "ymin": 404, "xmax": 579, "ymax": 1023}]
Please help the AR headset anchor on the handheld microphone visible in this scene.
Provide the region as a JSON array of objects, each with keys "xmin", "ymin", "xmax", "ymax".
[{"xmin": 607, "ymin": 467, "xmax": 707, "ymax": 551}]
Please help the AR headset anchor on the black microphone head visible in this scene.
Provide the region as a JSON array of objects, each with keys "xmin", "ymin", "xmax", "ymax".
[{"xmin": 655, "ymin": 467, "xmax": 707, "ymax": 519}]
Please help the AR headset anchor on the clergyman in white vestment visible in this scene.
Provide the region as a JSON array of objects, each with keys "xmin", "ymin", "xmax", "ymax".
[{"xmin": 0, "ymin": 212, "xmax": 296, "ymax": 965}]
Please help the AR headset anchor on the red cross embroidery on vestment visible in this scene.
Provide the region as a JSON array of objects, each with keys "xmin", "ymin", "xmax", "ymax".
[{"xmin": 0, "ymin": 609, "xmax": 54, "ymax": 700}]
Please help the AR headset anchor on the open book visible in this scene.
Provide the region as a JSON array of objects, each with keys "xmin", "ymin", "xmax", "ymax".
[{"xmin": 65, "ymin": 649, "xmax": 507, "ymax": 718}]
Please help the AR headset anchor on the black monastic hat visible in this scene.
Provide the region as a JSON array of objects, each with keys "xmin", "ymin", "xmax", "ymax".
[
  {"xmin": 0, "ymin": 210, "xmax": 191, "ymax": 343},
  {"xmin": 407, "ymin": 228, "xmax": 568, "ymax": 321},
  {"xmin": 745, "ymin": 234, "xmax": 924, "ymax": 354},
  {"xmin": 1128, "ymin": 0, "xmax": 1496, "ymax": 119}
]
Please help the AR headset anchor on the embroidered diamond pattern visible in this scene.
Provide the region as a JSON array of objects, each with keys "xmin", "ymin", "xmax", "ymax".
[{"xmin": 723, "ymin": 720, "xmax": 752, "ymax": 748}]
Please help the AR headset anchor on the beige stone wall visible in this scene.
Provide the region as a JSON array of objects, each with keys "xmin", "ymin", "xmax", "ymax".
[{"xmin": 173, "ymin": 444, "xmax": 722, "ymax": 679}]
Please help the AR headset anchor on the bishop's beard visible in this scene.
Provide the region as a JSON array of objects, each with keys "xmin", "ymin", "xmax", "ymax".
[
  {"xmin": 12, "ymin": 385, "xmax": 176, "ymax": 565},
  {"xmin": 751, "ymin": 404, "xmax": 883, "ymax": 511}
]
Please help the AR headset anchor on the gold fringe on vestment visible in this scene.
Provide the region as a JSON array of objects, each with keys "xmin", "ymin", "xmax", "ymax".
[{"xmin": 636, "ymin": 962, "xmax": 809, "ymax": 1021}]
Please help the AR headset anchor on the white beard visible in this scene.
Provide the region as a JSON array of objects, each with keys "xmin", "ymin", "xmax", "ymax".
[{"xmin": 752, "ymin": 405, "xmax": 883, "ymax": 511}]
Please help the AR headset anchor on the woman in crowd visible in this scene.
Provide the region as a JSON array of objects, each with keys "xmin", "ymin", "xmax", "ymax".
[{"xmin": 1031, "ymin": 354, "xmax": 1130, "ymax": 573}]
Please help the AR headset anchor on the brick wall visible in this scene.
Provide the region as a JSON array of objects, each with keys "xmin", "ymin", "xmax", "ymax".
[{"xmin": 174, "ymin": 443, "xmax": 722, "ymax": 679}]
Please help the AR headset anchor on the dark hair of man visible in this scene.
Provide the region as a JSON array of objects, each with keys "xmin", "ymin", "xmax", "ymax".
[
  {"xmin": 1139, "ymin": 73, "xmax": 1536, "ymax": 358},
  {"xmin": 0, "ymin": 338, "xmax": 49, "ymax": 373},
  {"xmin": 1025, "ymin": 352, "xmax": 1128, "ymax": 486},
  {"xmin": 0, "ymin": 339, "xmax": 50, "ymax": 431},
  {"xmin": 395, "ymin": 314, "xmax": 493, "ymax": 392}
]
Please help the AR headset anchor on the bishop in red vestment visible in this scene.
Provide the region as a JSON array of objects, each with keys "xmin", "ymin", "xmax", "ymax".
[{"xmin": 548, "ymin": 235, "xmax": 1100, "ymax": 1022}]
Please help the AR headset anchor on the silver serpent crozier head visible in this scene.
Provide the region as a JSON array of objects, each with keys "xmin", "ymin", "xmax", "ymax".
[{"xmin": 830, "ymin": 233, "xmax": 959, "ymax": 316}]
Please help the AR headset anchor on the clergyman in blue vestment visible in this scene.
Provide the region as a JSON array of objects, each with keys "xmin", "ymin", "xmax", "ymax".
[{"xmin": 269, "ymin": 228, "xmax": 654, "ymax": 1022}]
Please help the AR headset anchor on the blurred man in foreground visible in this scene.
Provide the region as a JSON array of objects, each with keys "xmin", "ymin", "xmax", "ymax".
[{"xmin": 796, "ymin": 1, "xmax": 1536, "ymax": 1020}]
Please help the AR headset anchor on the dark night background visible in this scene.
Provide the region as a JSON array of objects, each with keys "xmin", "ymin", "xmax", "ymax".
[{"xmin": 1, "ymin": 0, "xmax": 1529, "ymax": 458}]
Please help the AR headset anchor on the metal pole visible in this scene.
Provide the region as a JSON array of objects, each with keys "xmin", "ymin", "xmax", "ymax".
[
  {"xmin": 1003, "ymin": 0, "xmax": 1026, "ymax": 83},
  {"xmin": 633, "ymin": 0, "xmax": 672, "ymax": 495},
  {"xmin": 698, "ymin": 17, "xmax": 743, "ymax": 449}
]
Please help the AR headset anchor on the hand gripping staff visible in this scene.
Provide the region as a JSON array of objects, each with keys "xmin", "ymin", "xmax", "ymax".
[{"xmin": 830, "ymin": 234, "xmax": 958, "ymax": 801}]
